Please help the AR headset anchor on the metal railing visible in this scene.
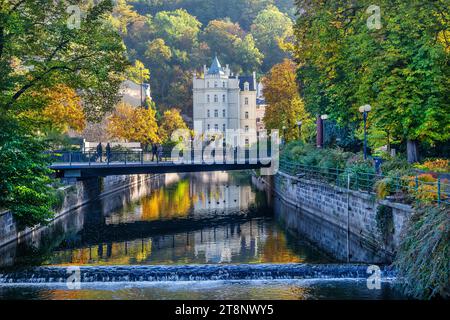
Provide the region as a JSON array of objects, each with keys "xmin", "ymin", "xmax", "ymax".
[
  {"xmin": 50, "ymin": 148, "xmax": 269, "ymax": 166},
  {"xmin": 279, "ymin": 159, "xmax": 450, "ymax": 206}
]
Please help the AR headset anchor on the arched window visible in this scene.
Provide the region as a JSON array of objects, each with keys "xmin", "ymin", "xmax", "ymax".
[
  {"xmin": 245, "ymin": 111, "xmax": 249, "ymax": 119},
  {"xmin": 223, "ymin": 124, "xmax": 226, "ymax": 132},
  {"xmin": 222, "ymin": 82, "xmax": 226, "ymax": 88},
  {"xmin": 245, "ymin": 125, "xmax": 249, "ymax": 132},
  {"xmin": 222, "ymin": 109, "xmax": 226, "ymax": 117},
  {"xmin": 222, "ymin": 94, "xmax": 226, "ymax": 102},
  {"xmin": 207, "ymin": 109, "xmax": 210, "ymax": 117}
]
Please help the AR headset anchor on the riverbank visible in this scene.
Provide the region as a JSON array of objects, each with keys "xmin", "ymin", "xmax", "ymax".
[
  {"xmin": 0, "ymin": 174, "xmax": 164, "ymax": 249},
  {"xmin": 254, "ymin": 171, "xmax": 413, "ymax": 263}
]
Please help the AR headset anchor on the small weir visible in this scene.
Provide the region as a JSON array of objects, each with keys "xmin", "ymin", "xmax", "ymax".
[{"xmin": 0, "ymin": 264, "xmax": 396, "ymax": 284}]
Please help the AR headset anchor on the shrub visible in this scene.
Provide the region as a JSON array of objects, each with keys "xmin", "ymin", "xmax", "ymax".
[
  {"xmin": 375, "ymin": 177, "xmax": 394, "ymax": 199},
  {"xmin": 415, "ymin": 159, "xmax": 449, "ymax": 173},
  {"xmin": 394, "ymin": 205, "xmax": 449, "ymax": 299},
  {"xmin": 381, "ymin": 157, "xmax": 411, "ymax": 175}
]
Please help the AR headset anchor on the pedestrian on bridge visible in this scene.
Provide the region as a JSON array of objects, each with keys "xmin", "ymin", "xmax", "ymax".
[
  {"xmin": 152, "ymin": 143, "xmax": 157, "ymax": 162},
  {"xmin": 106, "ymin": 143, "xmax": 111, "ymax": 163},
  {"xmin": 96, "ymin": 142, "xmax": 103, "ymax": 163},
  {"xmin": 157, "ymin": 144, "xmax": 163, "ymax": 163}
]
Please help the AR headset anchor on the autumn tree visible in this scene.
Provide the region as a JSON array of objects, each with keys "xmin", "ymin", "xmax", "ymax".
[
  {"xmin": 251, "ymin": 5, "xmax": 293, "ymax": 71},
  {"xmin": 262, "ymin": 59, "xmax": 315, "ymax": 142},
  {"xmin": 0, "ymin": 0, "xmax": 128, "ymax": 227},
  {"xmin": 159, "ymin": 108, "xmax": 189, "ymax": 143},
  {"xmin": 294, "ymin": 0, "xmax": 449, "ymax": 162},
  {"xmin": 107, "ymin": 103, "xmax": 160, "ymax": 147}
]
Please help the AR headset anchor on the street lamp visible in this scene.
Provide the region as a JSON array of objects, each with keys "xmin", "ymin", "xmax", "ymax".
[
  {"xmin": 140, "ymin": 67, "xmax": 144, "ymax": 108},
  {"xmin": 359, "ymin": 105, "xmax": 372, "ymax": 160},
  {"xmin": 320, "ymin": 114, "xmax": 328, "ymax": 148},
  {"xmin": 297, "ymin": 121, "xmax": 303, "ymax": 140}
]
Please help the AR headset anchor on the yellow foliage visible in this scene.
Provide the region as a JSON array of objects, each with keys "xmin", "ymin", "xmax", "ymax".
[
  {"xmin": 107, "ymin": 103, "xmax": 160, "ymax": 145},
  {"xmin": 38, "ymin": 84, "xmax": 85, "ymax": 133},
  {"xmin": 406, "ymin": 174, "xmax": 448, "ymax": 203},
  {"xmin": 262, "ymin": 59, "xmax": 314, "ymax": 142},
  {"xmin": 159, "ymin": 108, "xmax": 189, "ymax": 143}
]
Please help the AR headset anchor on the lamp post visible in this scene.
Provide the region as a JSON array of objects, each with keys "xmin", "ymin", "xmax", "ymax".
[
  {"xmin": 297, "ymin": 121, "xmax": 302, "ymax": 141},
  {"xmin": 140, "ymin": 67, "xmax": 144, "ymax": 108},
  {"xmin": 320, "ymin": 114, "xmax": 328, "ymax": 148},
  {"xmin": 282, "ymin": 125, "xmax": 287, "ymax": 145},
  {"xmin": 359, "ymin": 105, "xmax": 372, "ymax": 160}
]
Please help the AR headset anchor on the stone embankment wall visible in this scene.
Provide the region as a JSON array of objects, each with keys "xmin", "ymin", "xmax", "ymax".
[
  {"xmin": 0, "ymin": 174, "xmax": 158, "ymax": 248},
  {"xmin": 256, "ymin": 171, "xmax": 413, "ymax": 262}
]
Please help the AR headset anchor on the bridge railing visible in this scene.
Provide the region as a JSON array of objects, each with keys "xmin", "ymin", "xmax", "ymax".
[
  {"xmin": 279, "ymin": 159, "xmax": 449, "ymax": 206},
  {"xmin": 50, "ymin": 149, "xmax": 271, "ymax": 166}
]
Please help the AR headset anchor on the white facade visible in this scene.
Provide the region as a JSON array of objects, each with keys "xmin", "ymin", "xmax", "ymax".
[{"xmin": 193, "ymin": 56, "xmax": 257, "ymax": 145}]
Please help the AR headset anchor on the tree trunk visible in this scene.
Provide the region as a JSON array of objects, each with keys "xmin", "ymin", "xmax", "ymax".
[{"xmin": 407, "ymin": 139, "xmax": 419, "ymax": 163}]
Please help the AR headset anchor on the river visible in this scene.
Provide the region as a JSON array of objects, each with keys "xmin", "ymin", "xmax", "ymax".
[{"xmin": 0, "ymin": 171, "xmax": 405, "ymax": 300}]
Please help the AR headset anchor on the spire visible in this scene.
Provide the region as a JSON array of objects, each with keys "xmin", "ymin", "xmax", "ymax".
[{"xmin": 208, "ymin": 55, "xmax": 224, "ymax": 75}]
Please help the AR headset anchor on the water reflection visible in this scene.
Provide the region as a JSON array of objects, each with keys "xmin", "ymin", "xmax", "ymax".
[{"xmin": 0, "ymin": 172, "xmax": 330, "ymax": 269}]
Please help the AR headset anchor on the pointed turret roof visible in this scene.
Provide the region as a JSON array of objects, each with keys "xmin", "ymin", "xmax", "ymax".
[{"xmin": 208, "ymin": 55, "xmax": 224, "ymax": 75}]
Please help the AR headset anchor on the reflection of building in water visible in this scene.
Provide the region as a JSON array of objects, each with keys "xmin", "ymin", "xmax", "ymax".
[{"xmin": 190, "ymin": 172, "xmax": 256, "ymax": 215}]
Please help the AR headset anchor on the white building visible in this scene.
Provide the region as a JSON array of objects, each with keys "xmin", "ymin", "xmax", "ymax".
[
  {"xmin": 193, "ymin": 56, "xmax": 257, "ymax": 145},
  {"xmin": 120, "ymin": 80, "xmax": 151, "ymax": 107},
  {"xmin": 256, "ymin": 81, "xmax": 267, "ymax": 132}
]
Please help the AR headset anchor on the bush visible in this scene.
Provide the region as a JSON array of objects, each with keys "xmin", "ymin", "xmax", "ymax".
[
  {"xmin": 381, "ymin": 157, "xmax": 412, "ymax": 175},
  {"xmin": 394, "ymin": 205, "xmax": 449, "ymax": 299},
  {"xmin": 415, "ymin": 159, "xmax": 449, "ymax": 173}
]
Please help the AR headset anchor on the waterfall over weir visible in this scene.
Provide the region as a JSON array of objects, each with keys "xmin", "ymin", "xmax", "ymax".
[{"xmin": 0, "ymin": 264, "xmax": 396, "ymax": 284}]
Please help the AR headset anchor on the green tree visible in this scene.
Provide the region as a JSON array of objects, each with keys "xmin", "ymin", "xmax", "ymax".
[
  {"xmin": 0, "ymin": 0, "xmax": 128, "ymax": 226},
  {"xmin": 251, "ymin": 4, "xmax": 293, "ymax": 71}
]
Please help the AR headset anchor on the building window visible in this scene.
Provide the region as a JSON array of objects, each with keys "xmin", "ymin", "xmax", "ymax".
[
  {"xmin": 214, "ymin": 124, "xmax": 218, "ymax": 131},
  {"xmin": 245, "ymin": 138, "xmax": 249, "ymax": 146},
  {"xmin": 223, "ymin": 124, "xmax": 226, "ymax": 132},
  {"xmin": 214, "ymin": 109, "xmax": 218, "ymax": 117},
  {"xmin": 245, "ymin": 111, "xmax": 249, "ymax": 119},
  {"xmin": 256, "ymin": 117, "xmax": 260, "ymax": 123},
  {"xmin": 245, "ymin": 97, "xmax": 249, "ymax": 105},
  {"xmin": 214, "ymin": 95, "xmax": 218, "ymax": 103},
  {"xmin": 223, "ymin": 82, "xmax": 226, "ymax": 88},
  {"xmin": 207, "ymin": 124, "xmax": 210, "ymax": 130},
  {"xmin": 222, "ymin": 109, "xmax": 226, "ymax": 117},
  {"xmin": 207, "ymin": 109, "xmax": 210, "ymax": 118},
  {"xmin": 207, "ymin": 95, "xmax": 210, "ymax": 103},
  {"xmin": 222, "ymin": 94, "xmax": 226, "ymax": 102},
  {"xmin": 214, "ymin": 81, "xmax": 218, "ymax": 88},
  {"xmin": 245, "ymin": 125, "xmax": 249, "ymax": 132},
  {"xmin": 207, "ymin": 82, "xmax": 210, "ymax": 88}
]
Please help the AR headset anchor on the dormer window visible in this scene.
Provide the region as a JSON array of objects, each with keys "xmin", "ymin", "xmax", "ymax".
[{"xmin": 244, "ymin": 82, "xmax": 249, "ymax": 91}]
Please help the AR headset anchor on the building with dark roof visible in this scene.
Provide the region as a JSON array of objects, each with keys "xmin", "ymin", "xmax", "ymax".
[{"xmin": 193, "ymin": 56, "xmax": 258, "ymax": 145}]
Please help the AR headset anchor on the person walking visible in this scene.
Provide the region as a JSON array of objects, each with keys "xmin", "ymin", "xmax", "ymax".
[
  {"xmin": 157, "ymin": 144, "xmax": 163, "ymax": 163},
  {"xmin": 152, "ymin": 143, "xmax": 157, "ymax": 162},
  {"xmin": 96, "ymin": 142, "xmax": 103, "ymax": 162},
  {"xmin": 105, "ymin": 143, "xmax": 111, "ymax": 163}
]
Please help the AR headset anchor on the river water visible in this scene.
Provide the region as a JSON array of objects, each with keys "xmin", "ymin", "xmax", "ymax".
[{"xmin": 0, "ymin": 172, "xmax": 405, "ymax": 300}]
